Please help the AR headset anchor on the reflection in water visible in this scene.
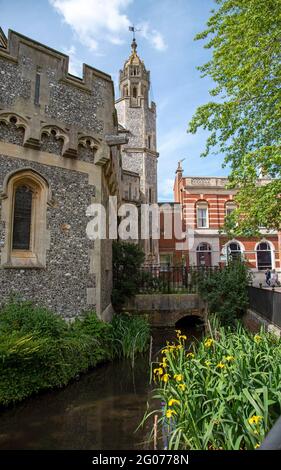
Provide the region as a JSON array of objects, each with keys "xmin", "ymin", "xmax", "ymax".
[{"xmin": 0, "ymin": 324, "xmax": 203, "ymax": 450}]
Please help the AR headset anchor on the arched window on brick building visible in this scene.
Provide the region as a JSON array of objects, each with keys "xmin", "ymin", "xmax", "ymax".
[
  {"xmin": 256, "ymin": 241, "xmax": 273, "ymax": 270},
  {"xmin": 227, "ymin": 241, "xmax": 242, "ymax": 261}
]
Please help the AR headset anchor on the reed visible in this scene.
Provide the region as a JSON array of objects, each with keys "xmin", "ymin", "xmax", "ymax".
[
  {"xmin": 146, "ymin": 318, "xmax": 281, "ymax": 450},
  {"xmin": 111, "ymin": 313, "xmax": 151, "ymax": 362}
]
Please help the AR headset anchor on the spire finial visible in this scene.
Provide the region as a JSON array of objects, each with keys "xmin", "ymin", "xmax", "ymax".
[
  {"xmin": 131, "ymin": 37, "xmax": 137, "ymax": 52},
  {"xmin": 176, "ymin": 158, "xmax": 185, "ymax": 174},
  {"xmin": 129, "ymin": 26, "xmax": 139, "ymax": 53}
]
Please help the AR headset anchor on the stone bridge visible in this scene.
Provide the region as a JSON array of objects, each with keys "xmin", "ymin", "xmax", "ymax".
[{"xmin": 123, "ymin": 293, "xmax": 206, "ymax": 327}]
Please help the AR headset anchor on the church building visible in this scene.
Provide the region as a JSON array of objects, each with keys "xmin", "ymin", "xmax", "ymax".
[
  {"xmin": 116, "ymin": 38, "xmax": 159, "ymax": 264},
  {"xmin": 0, "ymin": 28, "xmax": 125, "ymax": 320}
]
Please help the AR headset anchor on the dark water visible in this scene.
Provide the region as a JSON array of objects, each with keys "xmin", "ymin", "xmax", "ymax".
[{"xmin": 0, "ymin": 325, "xmax": 202, "ymax": 450}]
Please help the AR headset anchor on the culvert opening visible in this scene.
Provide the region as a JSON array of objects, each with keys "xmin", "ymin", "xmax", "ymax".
[{"xmin": 175, "ymin": 315, "xmax": 204, "ymax": 330}]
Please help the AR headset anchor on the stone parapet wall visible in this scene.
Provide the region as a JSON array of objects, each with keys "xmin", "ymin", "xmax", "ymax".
[
  {"xmin": 123, "ymin": 293, "xmax": 206, "ymax": 327},
  {"xmin": 0, "ymin": 30, "xmax": 116, "ymax": 160},
  {"xmin": 243, "ymin": 309, "xmax": 281, "ymax": 337}
]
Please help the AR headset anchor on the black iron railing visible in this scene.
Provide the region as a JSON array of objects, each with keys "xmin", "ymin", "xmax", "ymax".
[
  {"xmin": 247, "ymin": 286, "xmax": 281, "ymax": 328},
  {"xmin": 138, "ymin": 265, "xmax": 220, "ymax": 294}
]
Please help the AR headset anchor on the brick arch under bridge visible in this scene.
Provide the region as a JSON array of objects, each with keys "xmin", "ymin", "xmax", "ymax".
[{"xmin": 123, "ymin": 293, "xmax": 207, "ymax": 327}]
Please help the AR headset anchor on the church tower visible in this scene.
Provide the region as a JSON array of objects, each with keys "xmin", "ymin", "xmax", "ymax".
[{"xmin": 116, "ymin": 38, "xmax": 159, "ymax": 264}]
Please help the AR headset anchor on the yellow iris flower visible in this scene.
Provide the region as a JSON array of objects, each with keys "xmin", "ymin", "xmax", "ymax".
[
  {"xmin": 254, "ymin": 334, "xmax": 262, "ymax": 344},
  {"xmin": 174, "ymin": 374, "xmax": 183, "ymax": 382},
  {"xmin": 225, "ymin": 356, "xmax": 235, "ymax": 362},
  {"xmin": 162, "ymin": 373, "xmax": 170, "ymax": 383},
  {"xmin": 186, "ymin": 352, "xmax": 195, "ymax": 359},
  {"xmin": 166, "ymin": 409, "xmax": 177, "ymax": 419},
  {"xmin": 216, "ymin": 362, "xmax": 225, "ymax": 369},
  {"xmin": 249, "ymin": 415, "xmax": 263, "ymax": 426},
  {"xmin": 168, "ymin": 398, "xmax": 180, "ymax": 407},
  {"xmin": 178, "ymin": 383, "xmax": 186, "ymax": 391}
]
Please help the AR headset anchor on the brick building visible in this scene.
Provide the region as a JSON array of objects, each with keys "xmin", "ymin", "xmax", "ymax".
[{"xmin": 159, "ymin": 161, "xmax": 280, "ymax": 284}]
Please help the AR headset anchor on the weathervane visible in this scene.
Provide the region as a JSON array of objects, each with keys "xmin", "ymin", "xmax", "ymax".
[{"xmin": 129, "ymin": 25, "xmax": 141, "ymax": 41}]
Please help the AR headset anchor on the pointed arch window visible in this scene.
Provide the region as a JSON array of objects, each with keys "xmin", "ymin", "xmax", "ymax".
[
  {"xmin": 12, "ymin": 185, "xmax": 33, "ymax": 250},
  {"xmin": 132, "ymin": 86, "xmax": 137, "ymax": 98},
  {"xmin": 1, "ymin": 169, "xmax": 50, "ymax": 268}
]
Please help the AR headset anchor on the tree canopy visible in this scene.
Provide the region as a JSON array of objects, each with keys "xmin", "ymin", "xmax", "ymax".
[{"xmin": 188, "ymin": 0, "xmax": 281, "ymax": 235}]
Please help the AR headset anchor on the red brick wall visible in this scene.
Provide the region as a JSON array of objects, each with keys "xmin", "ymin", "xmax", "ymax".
[{"xmin": 160, "ymin": 175, "xmax": 280, "ymax": 269}]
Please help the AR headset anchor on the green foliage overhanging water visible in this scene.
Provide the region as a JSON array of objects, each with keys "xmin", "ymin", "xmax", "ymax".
[{"xmin": 0, "ymin": 301, "xmax": 150, "ymax": 406}]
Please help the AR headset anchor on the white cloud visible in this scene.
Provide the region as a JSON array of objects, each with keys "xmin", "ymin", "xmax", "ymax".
[
  {"xmin": 151, "ymin": 31, "xmax": 166, "ymax": 51},
  {"xmin": 137, "ymin": 21, "xmax": 167, "ymax": 51},
  {"xmin": 50, "ymin": 0, "xmax": 131, "ymax": 50},
  {"xmin": 49, "ymin": 0, "xmax": 166, "ymax": 52}
]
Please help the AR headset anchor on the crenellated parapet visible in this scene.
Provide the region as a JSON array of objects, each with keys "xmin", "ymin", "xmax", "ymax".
[{"xmin": 0, "ymin": 29, "xmax": 117, "ymax": 162}]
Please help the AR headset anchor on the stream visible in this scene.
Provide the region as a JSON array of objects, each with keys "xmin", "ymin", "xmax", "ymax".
[{"xmin": 0, "ymin": 324, "xmax": 202, "ymax": 450}]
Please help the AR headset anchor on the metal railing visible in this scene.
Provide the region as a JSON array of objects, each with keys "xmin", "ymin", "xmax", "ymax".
[
  {"xmin": 138, "ymin": 265, "xmax": 221, "ymax": 294},
  {"xmin": 247, "ymin": 286, "xmax": 281, "ymax": 328}
]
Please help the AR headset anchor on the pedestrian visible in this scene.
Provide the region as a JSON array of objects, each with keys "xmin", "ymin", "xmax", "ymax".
[
  {"xmin": 265, "ymin": 268, "xmax": 271, "ymax": 286},
  {"xmin": 270, "ymin": 269, "xmax": 279, "ymax": 287}
]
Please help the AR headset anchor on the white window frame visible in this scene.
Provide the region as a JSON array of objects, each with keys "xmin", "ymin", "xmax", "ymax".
[
  {"xmin": 225, "ymin": 201, "xmax": 236, "ymax": 218},
  {"xmin": 255, "ymin": 240, "xmax": 275, "ymax": 270},
  {"xmin": 196, "ymin": 202, "xmax": 209, "ymax": 228},
  {"xmin": 225, "ymin": 240, "xmax": 244, "ymax": 262}
]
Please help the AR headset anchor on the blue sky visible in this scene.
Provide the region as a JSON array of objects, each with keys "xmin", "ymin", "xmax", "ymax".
[{"xmin": 0, "ymin": 0, "xmax": 228, "ymax": 200}]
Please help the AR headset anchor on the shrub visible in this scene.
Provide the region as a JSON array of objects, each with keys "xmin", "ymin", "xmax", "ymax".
[
  {"xmin": 148, "ymin": 320, "xmax": 281, "ymax": 450},
  {"xmin": 112, "ymin": 241, "xmax": 145, "ymax": 309},
  {"xmin": 0, "ymin": 332, "xmax": 104, "ymax": 405},
  {"xmin": 0, "ymin": 300, "xmax": 68, "ymax": 338},
  {"xmin": 0, "ymin": 301, "xmax": 151, "ymax": 406},
  {"xmin": 198, "ymin": 261, "xmax": 251, "ymax": 326}
]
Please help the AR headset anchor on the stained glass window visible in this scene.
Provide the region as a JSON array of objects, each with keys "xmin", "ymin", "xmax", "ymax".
[{"xmin": 12, "ymin": 185, "xmax": 33, "ymax": 250}]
